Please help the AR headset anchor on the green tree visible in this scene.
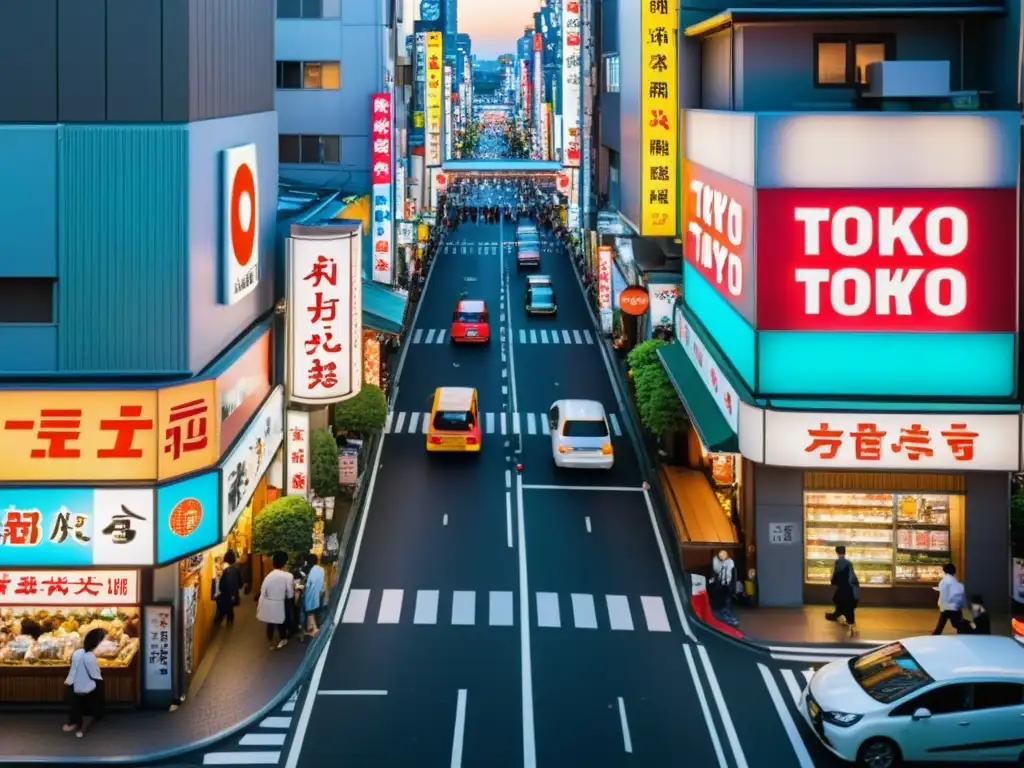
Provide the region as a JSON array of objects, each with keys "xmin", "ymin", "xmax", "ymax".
[
  {"xmin": 334, "ymin": 384, "xmax": 388, "ymax": 435},
  {"xmin": 630, "ymin": 343, "xmax": 687, "ymax": 435},
  {"xmin": 628, "ymin": 338, "xmax": 668, "ymax": 372},
  {"xmin": 252, "ymin": 495, "xmax": 315, "ymax": 559},
  {"xmin": 309, "ymin": 428, "xmax": 340, "ymax": 500}
]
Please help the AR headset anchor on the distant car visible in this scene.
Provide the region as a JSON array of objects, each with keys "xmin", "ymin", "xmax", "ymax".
[
  {"xmin": 526, "ymin": 282, "xmax": 557, "ymax": 315},
  {"xmin": 426, "ymin": 387, "xmax": 482, "ymax": 453},
  {"xmin": 547, "ymin": 399, "xmax": 613, "ymax": 470},
  {"xmin": 450, "ymin": 299, "xmax": 490, "ymax": 343},
  {"xmin": 801, "ymin": 635, "xmax": 1024, "ymax": 767},
  {"xmin": 516, "ymin": 225, "xmax": 540, "ymax": 268}
]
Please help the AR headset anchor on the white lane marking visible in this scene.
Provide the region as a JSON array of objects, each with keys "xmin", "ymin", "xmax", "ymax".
[
  {"xmin": 520, "ymin": 484, "xmax": 643, "ymax": 492},
  {"xmin": 413, "ymin": 328, "xmax": 423, "ymax": 344},
  {"xmin": 394, "ymin": 412, "xmax": 407, "ymax": 433},
  {"xmin": 519, "ymin": 329, "xmax": 526, "ymax": 343},
  {"xmin": 385, "ymin": 411, "xmax": 393, "ymax": 433},
  {"xmin": 772, "ymin": 654, "xmax": 855, "ymax": 664},
  {"xmin": 452, "ymin": 591, "xmax": 476, "ymax": 626},
  {"xmin": 585, "ymin": 516, "xmax": 591, "ymax": 533},
  {"xmin": 540, "ymin": 330, "xmax": 549, "ymax": 343},
  {"xmin": 502, "ymin": 368, "xmax": 508, "ymax": 379},
  {"xmin": 425, "ymin": 329, "xmax": 436, "ymax": 344},
  {"xmin": 781, "ymin": 669, "xmax": 804, "ymax": 707},
  {"xmin": 562, "ymin": 330, "xmax": 571, "ymax": 344},
  {"xmin": 489, "ymin": 591, "xmax": 514, "ymax": 626},
  {"xmin": 318, "ymin": 690, "xmax": 388, "ymax": 695},
  {"xmin": 767, "ymin": 645, "xmax": 866, "ymax": 655},
  {"xmin": 530, "ymin": 329, "xmax": 537, "ymax": 343},
  {"xmin": 451, "ymin": 689, "xmax": 468, "ymax": 768},
  {"xmin": 443, "ymin": 514, "xmax": 449, "ymax": 526},
  {"xmin": 570, "ymin": 593, "xmax": 598, "ymax": 629},
  {"xmin": 413, "ymin": 590, "xmax": 440, "ymax": 624},
  {"xmin": 502, "ymin": 385, "xmax": 508, "ymax": 395},
  {"xmin": 500, "ymin": 412, "xmax": 507, "ymax": 435},
  {"xmin": 640, "ymin": 596, "xmax": 671, "ymax": 632},
  {"xmin": 540, "ymin": 417, "xmax": 550, "ymax": 435},
  {"xmin": 240, "ymin": 733, "xmax": 286, "ymax": 746},
  {"xmin": 550, "ymin": 330, "xmax": 560, "ymax": 344},
  {"xmin": 505, "ymin": 469, "xmax": 511, "ymax": 488},
  {"xmin": 205, "ymin": 754, "xmax": 279, "ymax": 765},
  {"xmin": 513, "ymin": 412, "xmax": 521, "ymax": 434},
  {"xmin": 617, "ymin": 697, "xmax": 633, "ymax": 754},
  {"xmin": 802, "ymin": 669, "xmax": 814, "ymax": 686},
  {"xmin": 606, "ymin": 595, "xmax": 634, "ymax": 631},
  {"xmin": 260, "ymin": 717, "xmax": 292, "ymax": 729},
  {"xmin": 758, "ymin": 664, "xmax": 815, "ymax": 768},
  {"xmin": 500, "ymin": 314, "xmax": 505, "ymax": 323},
  {"xmin": 572, "ymin": 330, "xmax": 583, "ymax": 344},
  {"xmin": 341, "ymin": 589, "xmax": 370, "ymax": 623},
  {"xmin": 642, "ymin": 488, "xmax": 696, "ymax": 641},
  {"xmin": 526, "ymin": 413, "xmax": 537, "ymax": 435},
  {"xmin": 536, "ymin": 592, "xmax": 561, "ymax": 627},
  {"xmin": 698, "ymin": 645, "xmax": 749, "ymax": 768},
  {"xmin": 584, "ymin": 330, "xmax": 594, "ymax": 344},
  {"xmin": 421, "ymin": 414, "xmax": 430, "ymax": 434},
  {"xmin": 683, "ymin": 645, "xmax": 729, "ymax": 768},
  {"xmin": 407, "ymin": 412, "xmax": 420, "ymax": 433},
  {"xmin": 486, "ymin": 413, "xmax": 495, "ymax": 433},
  {"xmin": 506, "ymin": 491, "xmax": 513, "ymax": 547},
  {"xmin": 609, "ymin": 413, "xmax": 622, "ymax": 436},
  {"xmin": 377, "ymin": 589, "xmax": 404, "ymax": 624},
  {"xmin": 436, "ymin": 329, "xmax": 447, "ymax": 343}
]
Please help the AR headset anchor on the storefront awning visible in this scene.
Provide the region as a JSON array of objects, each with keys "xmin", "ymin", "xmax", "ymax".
[
  {"xmin": 658, "ymin": 343, "xmax": 739, "ymax": 453},
  {"xmin": 362, "ymin": 281, "xmax": 408, "ymax": 335}
]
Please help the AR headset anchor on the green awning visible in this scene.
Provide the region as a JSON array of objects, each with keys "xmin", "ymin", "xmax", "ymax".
[
  {"xmin": 362, "ymin": 281, "xmax": 407, "ymax": 335},
  {"xmin": 657, "ymin": 343, "xmax": 739, "ymax": 453}
]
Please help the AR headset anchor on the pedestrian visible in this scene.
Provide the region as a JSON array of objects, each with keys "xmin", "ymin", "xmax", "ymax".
[
  {"xmin": 303, "ymin": 554, "xmax": 326, "ymax": 638},
  {"xmin": 63, "ymin": 627, "xmax": 106, "ymax": 738},
  {"xmin": 963, "ymin": 594, "xmax": 991, "ymax": 634},
  {"xmin": 932, "ymin": 563, "xmax": 967, "ymax": 634},
  {"xmin": 825, "ymin": 546, "xmax": 860, "ymax": 636},
  {"xmin": 288, "ymin": 555, "xmax": 310, "ymax": 638},
  {"xmin": 711, "ymin": 550, "xmax": 739, "ymax": 625},
  {"xmin": 257, "ymin": 551, "xmax": 294, "ymax": 649},
  {"xmin": 213, "ymin": 549, "xmax": 243, "ymax": 628}
]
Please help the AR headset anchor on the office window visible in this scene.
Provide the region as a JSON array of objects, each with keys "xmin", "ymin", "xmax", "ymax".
[
  {"xmin": 280, "ymin": 134, "xmax": 341, "ymax": 164},
  {"xmin": 0, "ymin": 278, "xmax": 55, "ymax": 323},
  {"xmin": 814, "ymin": 35, "xmax": 894, "ymax": 87},
  {"xmin": 277, "ymin": 61, "xmax": 302, "ymax": 89},
  {"xmin": 604, "ymin": 54, "xmax": 620, "ymax": 93},
  {"xmin": 277, "ymin": 61, "xmax": 340, "ymax": 89},
  {"xmin": 278, "ymin": 0, "xmax": 339, "ymax": 18}
]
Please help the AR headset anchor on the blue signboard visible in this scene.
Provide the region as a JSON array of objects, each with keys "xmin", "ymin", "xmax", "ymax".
[
  {"xmin": 420, "ymin": 0, "xmax": 440, "ymax": 21},
  {"xmin": 0, "ymin": 487, "xmax": 156, "ymax": 567},
  {"xmin": 156, "ymin": 472, "xmax": 220, "ymax": 565},
  {"xmin": 683, "ymin": 262, "xmax": 756, "ymax": 387}
]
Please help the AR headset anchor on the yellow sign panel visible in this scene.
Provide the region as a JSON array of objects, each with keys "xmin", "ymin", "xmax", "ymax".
[
  {"xmin": 425, "ymin": 32, "xmax": 443, "ymax": 166},
  {"xmin": 0, "ymin": 384, "xmax": 220, "ymax": 484},
  {"xmin": 640, "ymin": 0, "xmax": 678, "ymax": 236}
]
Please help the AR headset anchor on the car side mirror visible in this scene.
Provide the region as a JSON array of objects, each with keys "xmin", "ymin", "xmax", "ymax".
[{"xmin": 912, "ymin": 708, "xmax": 932, "ymax": 721}]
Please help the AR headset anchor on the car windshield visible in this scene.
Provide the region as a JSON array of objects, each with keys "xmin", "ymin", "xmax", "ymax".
[
  {"xmin": 849, "ymin": 643, "xmax": 935, "ymax": 704},
  {"xmin": 531, "ymin": 288, "xmax": 554, "ymax": 304},
  {"xmin": 456, "ymin": 311, "xmax": 484, "ymax": 323},
  {"xmin": 562, "ymin": 419, "xmax": 608, "ymax": 438},
  {"xmin": 433, "ymin": 410, "xmax": 475, "ymax": 431}
]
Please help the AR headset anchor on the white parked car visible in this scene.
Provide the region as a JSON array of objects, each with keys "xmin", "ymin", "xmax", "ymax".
[
  {"xmin": 800, "ymin": 635, "xmax": 1024, "ymax": 767},
  {"xmin": 547, "ymin": 399, "xmax": 614, "ymax": 470}
]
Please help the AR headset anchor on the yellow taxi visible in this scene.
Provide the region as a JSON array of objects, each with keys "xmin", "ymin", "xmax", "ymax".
[{"xmin": 426, "ymin": 387, "xmax": 482, "ymax": 452}]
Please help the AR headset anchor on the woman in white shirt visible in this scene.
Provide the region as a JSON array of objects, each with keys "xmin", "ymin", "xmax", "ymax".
[
  {"xmin": 257, "ymin": 550, "xmax": 295, "ymax": 649},
  {"xmin": 63, "ymin": 627, "xmax": 106, "ymax": 737}
]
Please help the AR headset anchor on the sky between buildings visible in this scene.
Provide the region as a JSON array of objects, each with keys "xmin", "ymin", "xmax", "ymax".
[{"xmin": 407, "ymin": 0, "xmax": 541, "ymax": 59}]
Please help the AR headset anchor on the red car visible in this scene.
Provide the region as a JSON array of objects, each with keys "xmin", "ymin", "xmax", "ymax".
[{"xmin": 450, "ymin": 299, "xmax": 490, "ymax": 343}]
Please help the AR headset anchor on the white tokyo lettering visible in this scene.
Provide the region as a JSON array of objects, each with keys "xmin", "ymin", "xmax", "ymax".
[
  {"xmin": 794, "ymin": 267, "xmax": 967, "ymax": 317},
  {"xmin": 794, "ymin": 206, "xmax": 968, "ymax": 257},
  {"xmin": 688, "ymin": 179, "xmax": 743, "ymax": 297}
]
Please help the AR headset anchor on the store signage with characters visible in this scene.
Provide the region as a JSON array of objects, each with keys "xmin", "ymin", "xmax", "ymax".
[
  {"xmin": 287, "ymin": 229, "xmax": 363, "ymax": 405},
  {"xmin": 682, "ymin": 161, "xmax": 754, "ymax": 323},
  {"xmin": 618, "ymin": 286, "xmax": 649, "ymax": 316},
  {"xmin": 216, "ymin": 327, "xmax": 272, "ymax": 453},
  {"xmin": 142, "ymin": 604, "xmax": 173, "ymax": 695},
  {"xmin": 156, "ymin": 471, "xmax": 220, "ymax": 564},
  {"xmin": 768, "ymin": 523, "xmax": 797, "ymax": 545},
  {"xmin": 370, "ymin": 92, "xmax": 394, "ymax": 285},
  {"xmin": 755, "ymin": 189, "xmax": 1018, "ymax": 332},
  {"xmin": 0, "ymin": 387, "xmax": 219, "ymax": 484},
  {"xmin": 397, "ymin": 221, "xmax": 415, "ymax": 245},
  {"xmin": 220, "ymin": 387, "xmax": 284, "ymax": 537},
  {"xmin": 560, "ymin": 0, "xmax": 581, "ymax": 167},
  {"xmin": 285, "ymin": 410, "xmax": 310, "ymax": 497},
  {"xmin": 0, "ymin": 488, "xmax": 155, "ymax": 567},
  {"xmin": 597, "ymin": 246, "xmax": 613, "ymax": 334},
  {"xmin": 221, "ymin": 143, "xmax": 260, "ymax": 306},
  {"xmin": 675, "ymin": 311, "xmax": 740, "ymax": 434},
  {"xmin": 425, "ymin": 32, "xmax": 443, "ymax": 167},
  {"xmin": 648, "ymin": 282, "xmax": 680, "ymax": 329},
  {"xmin": 639, "ymin": 0, "xmax": 678, "ymax": 236},
  {"xmin": 414, "ymin": 32, "xmax": 427, "ymax": 81},
  {"xmin": 763, "ymin": 410, "xmax": 1021, "ymax": 471},
  {"xmin": 0, "ymin": 569, "xmax": 139, "ymax": 606}
]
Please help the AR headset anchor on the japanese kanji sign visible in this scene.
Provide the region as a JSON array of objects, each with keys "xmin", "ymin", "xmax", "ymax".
[
  {"xmin": 763, "ymin": 410, "xmax": 1020, "ymax": 471},
  {"xmin": 0, "ymin": 488, "xmax": 155, "ymax": 567},
  {"xmin": 287, "ymin": 228, "xmax": 362, "ymax": 405},
  {"xmin": 370, "ymin": 92, "xmax": 392, "ymax": 186},
  {"xmin": 0, "ymin": 387, "xmax": 218, "ymax": 483},
  {"xmin": 0, "ymin": 569, "xmax": 140, "ymax": 606},
  {"xmin": 561, "ymin": 0, "xmax": 582, "ymax": 167},
  {"xmin": 220, "ymin": 387, "xmax": 284, "ymax": 537},
  {"xmin": 285, "ymin": 410, "xmax": 310, "ymax": 498},
  {"xmin": 597, "ymin": 246, "xmax": 613, "ymax": 334},
  {"xmin": 370, "ymin": 92, "xmax": 394, "ymax": 284},
  {"xmin": 425, "ymin": 32, "xmax": 443, "ymax": 167},
  {"xmin": 677, "ymin": 314, "xmax": 740, "ymax": 434},
  {"xmin": 143, "ymin": 605, "xmax": 173, "ymax": 692},
  {"xmin": 640, "ymin": 0, "xmax": 678, "ymax": 236}
]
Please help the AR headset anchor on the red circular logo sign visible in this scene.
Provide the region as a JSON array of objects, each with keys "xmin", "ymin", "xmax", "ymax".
[
  {"xmin": 556, "ymin": 173, "xmax": 570, "ymax": 193},
  {"xmin": 619, "ymin": 286, "xmax": 650, "ymax": 316},
  {"xmin": 437, "ymin": 173, "xmax": 447, "ymax": 185},
  {"xmin": 230, "ymin": 162, "xmax": 257, "ymax": 267},
  {"xmin": 168, "ymin": 497, "xmax": 204, "ymax": 538}
]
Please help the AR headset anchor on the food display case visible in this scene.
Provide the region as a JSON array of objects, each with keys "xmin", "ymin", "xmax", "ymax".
[{"xmin": 895, "ymin": 495, "xmax": 953, "ymax": 585}]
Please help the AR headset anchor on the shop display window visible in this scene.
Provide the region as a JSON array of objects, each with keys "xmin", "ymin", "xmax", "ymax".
[
  {"xmin": 805, "ymin": 492, "xmax": 963, "ymax": 588},
  {"xmin": 0, "ymin": 607, "xmax": 140, "ymax": 667}
]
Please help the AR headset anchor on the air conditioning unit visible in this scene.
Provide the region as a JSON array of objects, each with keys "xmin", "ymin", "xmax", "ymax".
[{"xmin": 862, "ymin": 61, "xmax": 951, "ymax": 98}]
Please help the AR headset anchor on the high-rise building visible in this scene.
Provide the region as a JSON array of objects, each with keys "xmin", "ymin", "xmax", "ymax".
[{"xmin": 444, "ymin": 0, "xmax": 457, "ymax": 38}]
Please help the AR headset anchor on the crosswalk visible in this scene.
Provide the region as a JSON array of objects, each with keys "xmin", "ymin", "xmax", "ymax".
[
  {"xmin": 201, "ymin": 688, "xmax": 300, "ymax": 765},
  {"xmin": 384, "ymin": 410, "xmax": 623, "ymax": 437},
  {"xmin": 765, "ymin": 645, "xmax": 862, "ymax": 710},
  {"xmin": 339, "ymin": 589, "xmax": 676, "ymax": 633},
  {"xmin": 409, "ymin": 327, "xmax": 596, "ymax": 345}
]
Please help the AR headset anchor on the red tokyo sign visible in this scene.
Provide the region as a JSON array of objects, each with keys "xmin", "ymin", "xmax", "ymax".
[
  {"xmin": 370, "ymin": 92, "xmax": 392, "ymax": 186},
  {"xmin": 756, "ymin": 189, "xmax": 1017, "ymax": 333},
  {"xmin": 682, "ymin": 161, "xmax": 754, "ymax": 323}
]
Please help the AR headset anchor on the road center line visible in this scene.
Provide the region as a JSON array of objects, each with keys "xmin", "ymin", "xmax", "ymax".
[
  {"xmin": 683, "ymin": 645, "xmax": 728, "ymax": 768},
  {"xmin": 517, "ymin": 474, "xmax": 537, "ymax": 767},
  {"xmin": 450, "ymin": 689, "xmax": 467, "ymax": 768},
  {"xmin": 443, "ymin": 513, "xmax": 449, "ymax": 527},
  {"xmin": 617, "ymin": 697, "xmax": 633, "ymax": 753},
  {"xmin": 505, "ymin": 491, "xmax": 513, "ymax": 548},
  {"xmin": 585, "ymin": 516, "xmax": 591, "ymax": 533},
  {"xmin": 505, "ymin": 469, "xmax": 511, "ymax": 488},
  {"xmin": 642, "ymin": 488, "xmax": 697, "ymax": 642},
  {"xmin": 318, "ymin": 689, "xmax": 388, "ymax": 696}
]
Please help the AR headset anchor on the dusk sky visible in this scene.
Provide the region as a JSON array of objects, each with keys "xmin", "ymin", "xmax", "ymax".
[{"xmin": 413, "ymin": 0, "xmax": 541, "ymax": 59}]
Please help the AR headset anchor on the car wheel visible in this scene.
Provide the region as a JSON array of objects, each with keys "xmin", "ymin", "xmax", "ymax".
[{"xmin": 856, "ymin": 738, "xmax": 901, "ymax": 768}]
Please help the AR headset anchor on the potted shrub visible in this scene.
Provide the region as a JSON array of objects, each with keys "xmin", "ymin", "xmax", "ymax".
[
  {"xmin": 334, "ymin": 384, "xmax": 388, "ymax": 437},
  {"xmin": 252, "ymin": 495, "xmax": 315, "ymax": 566},
  {"xmin": 309, "ymin": 429, "xmax": 340, "ymax": 501}
]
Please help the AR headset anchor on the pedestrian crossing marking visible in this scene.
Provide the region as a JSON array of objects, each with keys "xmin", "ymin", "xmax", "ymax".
[
  {"xmin": 571, "ymin": 593, "xmax": 598, "ymax": 629},
  {"xmin": 408, "ymin": 326, "xmax": 599, "ymax": 346},
  {"xmin": 377, "ymin": 589, "xmax": 403, "ymax": 624},
  {"xmin": 342, "ymin": 589, "xmax": 370, "ymax": 623},
  {"xmin": 780, "ymin": 668, "xmax": 817, "ymax": 706},
  {"xmin": 205, "ymin": 753, "xmax": 279, "ymax": 765},
  {"xmin": 436, "ymin": 329, "xmax": 447, "ymax": 343},
  {"xmin": 550, "ymin": 330, "xmax": 560, "ymax": 343},
  {"xmin": 536, "ymin": 592, "xmax": 561, "ymax": 627},
  {"xmin": 584, "ymin": 330, "xmax": 594, "ymax": 344},
  {"xmin": 606, "ymin": 595, "xmax": 634, "ymax": 631},
  {"xmin": 562, "ymin": 330, "xmax": 571, "ymax": 344},
  {"xmin": 526, "ymin": 413, "xmax": 537, "ymax": 435},
  {"xmin": 513, "ymin": 412, "xmax": 520, "ymax": 434},
  {"xmin": 394, "ymin": 412, "xmax": 407, "ymax": 433},
  {"xmin": 573, "ymin": 330, "xmax": 583, "ymax": 344},
  {"xmin": 519, "ymin": 329, "xmax": 526, "ymax": 343},
  {"xmin": 413, "ymin": 589, "xmax": 439, "ymax": 624},
  {"xmin": 413, "ymin": 328, "xmax": 423, "ymax": 344},
  {"xmin": 239, "ymin": 734, "xmax": 286, "ymax": 747},
  {"xmin": 384, "ymin": 411, "xmax": 626, "ymax": 438},
  {"xmin": 530, "ymin": 330, "xmax": 538, "ymax": 343},
  {"xmin": 489, "ymin": 591, "xmax": 514, "ymax": 626},
  {"xmin": 259, "ymin": 717, "xmax": 292, "ymax": 729},
  {"xmin": 408, "ymin": 412, "xmax": 420, "ymax": 433},
  {"xmin": 425, "ymin": 329, "xmax": 436, "ymax": 344},
  {"xmin": 451, "ymin": 590, "xmax": 476, "ymax": 625},
  {"xmin": 540, "ymin": 330, "xmax": 549, "ymax": 344},
  {"xmin": 500, "ymin": 412, "xmax": 507, "ymax": 435},
  {"xmin": 640, "ymin": 595, "xmax": 671, "ymax": 632},
  {"xmin": 486, "ymin": 412, "xmax": 495, "ymax": 433}
]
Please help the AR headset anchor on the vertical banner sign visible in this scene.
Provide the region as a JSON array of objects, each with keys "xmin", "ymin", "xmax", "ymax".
[
  {"xmin": 415, "ymin": 32, "xmax": 427, "ymax": 81},
  {"xmin": 598, "ymin": 245, "xmax": 613, "ymax": 333},
  {"xmin": 533, "ymin": 34, "xmax": 543, "ymax": 159},
  {"xmin": 370, "ymin": 92, "xmax": 394, "ymax": 285},
  {"xmin": 394, "ymin": 160, "xmax": 407, "ymax": 242},
  {"xmin": 640, "ymin": 0, "xmax": 678, "ymax": 236},
  {"xmin": 285, "ymin": 410, "xmax": 310, "ymax": 497},
  {"xmin": 221, "ymin": 144, "xmax": 260, "ymax": 305},
  {"xmin": 561, "ymin": 0, "xmax": 582, "ymax": 167},
  {"xmin": 287, "ymin": 230, "xmax": 362, "ymax": 405},
  {"xmin": 142, "ymin": 604, "xmax": 173, "ymax": 706},
  {"xmin": 520, "ymin": 61, "xmax": 529, "ymax": 118},
  {"xmin": 425, "ymin": 32, "xmax": 444, "ymax": 167},
  {"xmin": 443, "ymin": 64, "xmax": 454, "ymax": 162}
]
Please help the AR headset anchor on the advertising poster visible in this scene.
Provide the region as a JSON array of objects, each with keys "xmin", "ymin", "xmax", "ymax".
[
  {"xmin": 648, "ymin": 282, "xmax": 681, "ymax": 330},
  {"xmin": 287, "ymin": 230, "xmax": 362, "ymax": 405},
  {"xmin": 370, "ymin": 92, "xmax": 393, "ymax": 285},
  {"xmin": 425, "ymin": 32, "xmax": 443, "ymax": 166},
  {"xmin": 285, "ymin": 410, "xmax": 310, "ymax": 497},
  {"xmin": 221, "ymin": 143, "xmax": 260, "ymax": 305},
  {"xmin": 677, "ymin": 316, "xmax": 740, "ymax": 433},
  {"xmin": 414, "ymin": 32, "xmax": 427, "ymax": 81},
  {"xmin": 0, "ymin": 569, "xmax": 139, "ymax": 606},
  {"xmin": 156, "ymin": 472, "xmax": 219, "ymax": 564},
  {"xmin": 561, "ymin": 0, "xmax": 581, "ymax": 167},
  {"xmin": 220, "ymin": 388, "xmax": 285, "ymax": 536},
  {"xmin": 639, "ymin": 0, "xmax": 678, "ymax": 236},
  {"xmin": 443, "ymin": 64, "xmax": 453, "ymax": 162},
  {"xmin": 533, "ymin": 34, "xmax": 543, "ymax": 159},
  {"xmin": 394, "ymin": 160, "xmax": 407, "ymax": 238},
  {"xmin": 142, "ymin": 605, "xmax": 173, "ymax": 694},
  {"xmin": 597, "ymin": 245, "xmax": 613, "ymax": 334}
]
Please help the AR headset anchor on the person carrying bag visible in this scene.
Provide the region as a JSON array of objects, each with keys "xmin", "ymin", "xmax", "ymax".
[{"xmin": 63, "ymin": 628, "xmax": 106, "ymax": 738}]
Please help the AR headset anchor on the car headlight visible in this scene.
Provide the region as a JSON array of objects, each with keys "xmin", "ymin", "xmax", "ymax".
[{"xmin": 823, "ymin": 711, "xmax": 863, "ymax": 727}]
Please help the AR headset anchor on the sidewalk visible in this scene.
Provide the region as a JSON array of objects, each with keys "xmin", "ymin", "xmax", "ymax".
[{"xmin": 1, "ymin": 598, "xmax": 312, "ymax": 763}]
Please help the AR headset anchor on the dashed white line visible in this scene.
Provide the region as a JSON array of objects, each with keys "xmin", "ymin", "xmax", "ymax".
[
  {"xmin": 683, "ymin": 645, "xmax": 728, "ymax": 768},
  {"xmin": 617, "ymin": 697, "xmax": 633, "ymax": 754},
  {"xmin": 450, "ymin": 689, "xmax": 468, "ymax": 768},
  {"xmin": 443, "ymin": 513, "xmax": 449, "ymax": 526},
  {"xmin": 506, "ymin": 491, "xmax": 513, "ymax": 547},
  {"xmin": 698, "ymin": 645, "xmax": 748, "ymax": 768},
  {"xmin": 758, "ymin": 664, "xmax": 815, "ymax": 768},
  {"xmin": 585, "ymin": 516, "xmax": 591, "ymax": 532}
]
